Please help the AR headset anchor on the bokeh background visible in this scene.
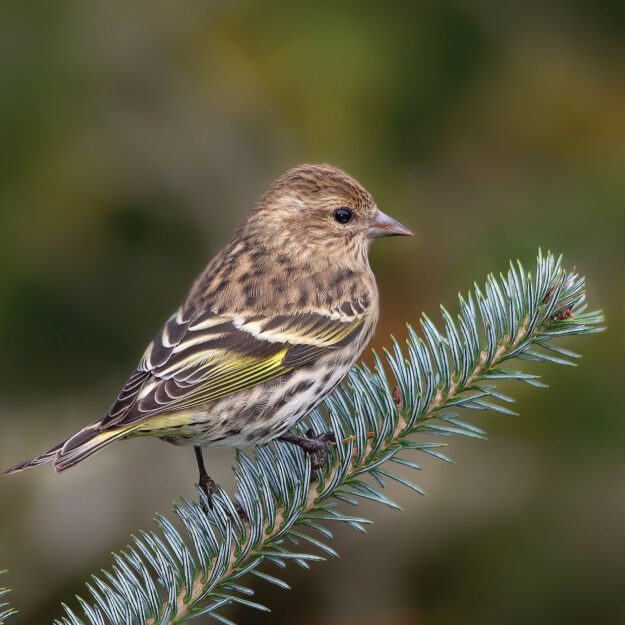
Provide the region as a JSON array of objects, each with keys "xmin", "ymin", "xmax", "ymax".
[{"xmin": 1, "ymin": 1, "xmax": 624, "ymax": 623}]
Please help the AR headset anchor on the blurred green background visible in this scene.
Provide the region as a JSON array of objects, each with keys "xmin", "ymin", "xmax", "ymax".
[{"xmin": 1, "ymin": 1, "xmax": 624, "ymax": 623}]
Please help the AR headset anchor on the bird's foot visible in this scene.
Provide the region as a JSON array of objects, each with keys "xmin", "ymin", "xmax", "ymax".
[
  {"xmin": 280, "ymin": 429, "xmax": 334, "ymax": 471},
  {"xmin": 198, "ymin": 477, "xmax": 248, "ymax": 523},
  {"xmin": 198, "ymin": 474, "xmax": 217, "ymax": 513},
  {"xmin": 305, "ymin": 429, "xmax": 334, "ymax": 470}
]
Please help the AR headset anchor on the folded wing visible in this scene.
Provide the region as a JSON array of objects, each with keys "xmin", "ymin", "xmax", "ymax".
[
  {"xmin": 5, "ymin": 302, "xmax": 368, "ymax": 473},
  {"xmin": 99, "ymin": 304, "xmax": 366, "ymax": 430}
]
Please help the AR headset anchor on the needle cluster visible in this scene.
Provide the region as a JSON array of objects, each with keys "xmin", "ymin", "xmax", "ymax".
[{"xmin": 0, "ymin": 571, "xmax": 16, "ymax": 624}]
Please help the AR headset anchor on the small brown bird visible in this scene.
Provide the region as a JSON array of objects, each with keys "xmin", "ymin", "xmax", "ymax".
[{"xmin": 6, "ymin": 164, "xmax": 412, "ymax": 499}]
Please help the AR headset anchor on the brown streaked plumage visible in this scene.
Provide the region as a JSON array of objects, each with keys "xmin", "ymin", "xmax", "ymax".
[{"xmin": 5, "ymin": 164, "xmax": 412, "ymax": 500}]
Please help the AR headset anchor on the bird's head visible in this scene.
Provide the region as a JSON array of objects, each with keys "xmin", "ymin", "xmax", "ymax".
[{"xmin": 240, "ymin": 164, "xmax": 412, "ymax": 269}]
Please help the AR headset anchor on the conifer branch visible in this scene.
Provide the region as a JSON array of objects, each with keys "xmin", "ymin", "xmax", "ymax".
[{"xmin": 47, "ymin": 251, "xmax": 602, "ymax": 625}]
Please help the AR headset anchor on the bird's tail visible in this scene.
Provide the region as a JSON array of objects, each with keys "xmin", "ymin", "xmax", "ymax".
[
  {"xmin": 4, "ymin": 423, "xmax": 137, "ymax": 475},
  {"xmin": 3, "ymin": 441, "xmax": 65, "ymax": 474}
]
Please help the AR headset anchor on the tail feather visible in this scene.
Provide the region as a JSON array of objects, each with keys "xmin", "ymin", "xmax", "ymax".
[
  {"xmin": 4, "ymin": 424, "xmax": 137, "ymax": 475},
  {"xmin": 54, "ymin": 426, "xmax": 134, "ymax": 472},
  {"xmin": 4, "ymin": 441, "xmax": 65, "ymax": 475}
]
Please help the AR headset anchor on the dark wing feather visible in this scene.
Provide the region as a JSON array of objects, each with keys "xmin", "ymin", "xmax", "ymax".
[{"xmin": 98, "ymin": 305, "xmax": 366, "ymax": 431}]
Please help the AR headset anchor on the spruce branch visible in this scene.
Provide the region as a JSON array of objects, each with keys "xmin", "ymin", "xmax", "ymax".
[
  {"xmin": 50, "ymin": 251, "xmax": 602, "ymax": 625},
  {"xmin": 0, "ymin": 571, "xmax": 17, "ymax": 623}
]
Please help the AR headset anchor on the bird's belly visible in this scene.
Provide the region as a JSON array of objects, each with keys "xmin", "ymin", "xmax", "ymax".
[{"xmin": 151, "ymin": 362, "xmax": 349, "ymax": 448}]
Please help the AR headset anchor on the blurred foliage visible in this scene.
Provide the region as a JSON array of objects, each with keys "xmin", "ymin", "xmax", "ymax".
[{"xmin": 0, "ymin": 1, "xmax": 623, "ymax": 624}]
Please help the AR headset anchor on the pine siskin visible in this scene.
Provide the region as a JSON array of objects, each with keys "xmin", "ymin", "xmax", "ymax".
[{"xmin": 5, "ymin": 164, "xmax": 412, "ymax": 499}]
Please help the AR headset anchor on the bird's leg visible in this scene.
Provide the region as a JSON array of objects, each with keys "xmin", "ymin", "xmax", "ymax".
[
  {"xmin": 194, "ymin": 446, "xmax": 216, "ymax": 511},
  {"xmin": 279, "ymin": 429, "xmax": 334, "ymax": 471}
]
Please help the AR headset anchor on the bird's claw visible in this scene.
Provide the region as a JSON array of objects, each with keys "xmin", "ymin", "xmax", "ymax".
[
  {"xmin": 304, "ymin": 429, "xmax": 334, "ymax": 471},
  {"xmin": 278, "ymin": 429, "xmax": 335, "ymax": 474},
  {"xmin": 199, "ymin": 474, "xmax": 217, "ymax": 514}
]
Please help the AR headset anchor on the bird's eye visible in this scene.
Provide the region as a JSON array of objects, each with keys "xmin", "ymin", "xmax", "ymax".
[{"xmin": 333, "ymin": 208, "xmax": 352, "ymax": 224}]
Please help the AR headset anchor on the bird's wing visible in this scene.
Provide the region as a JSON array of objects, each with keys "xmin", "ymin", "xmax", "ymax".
[{"xmin": 98, "ymin": 305, "xmax": 366, "ymax": 430}]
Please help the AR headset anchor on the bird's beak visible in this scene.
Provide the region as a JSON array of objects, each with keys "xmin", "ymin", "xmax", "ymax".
[{"xmin": 368, "ymin": 210, "xmax": 413, "ymax": 239}]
